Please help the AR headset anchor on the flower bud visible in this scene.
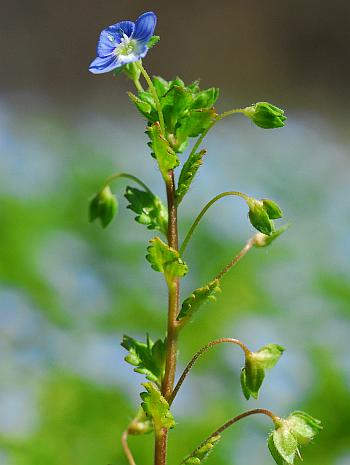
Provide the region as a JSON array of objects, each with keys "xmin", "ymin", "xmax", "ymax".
[
  {"xmin": 268, "ymin": 411, "xmax": 322, "ymax": 465},
  {"xmin": 244, "ymin": 102, "xmax": 286, "ymax": 129},
  {"xmin": 247, "ymin": 198, "xmax": 274, "ymax": 235},
  {"xmin": 89, "ymin": 186, "xmax": 118, "ymax": 228},
  {"xmin": 246, "ymin": 197, "xmax": 284, "ymax": 236},
  {"xmin": 240, "ymin": 344, "xmax": 284, "ymax": 399}
]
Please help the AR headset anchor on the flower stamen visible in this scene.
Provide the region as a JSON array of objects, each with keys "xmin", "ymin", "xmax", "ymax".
[{"xmin": 115, "ymin": 34, "xmax": 137, "ymax": 57}]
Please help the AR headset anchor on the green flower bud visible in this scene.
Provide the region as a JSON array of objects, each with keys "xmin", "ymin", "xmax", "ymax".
[
  {"xmin": 244, "ymin": 102, "xmax": 287, "ymax": 129},
  {"xmin": 247, "ymin": 198, "xmax": 274, "ymax": 235},
  {"xmin": 268, "ymin": 411, "xmax": 322, "ymax": 465},
  {"xmin": 246, "ymin": 197, "xmax": 284, "ymax": 236},
  {"xmin": 240, "ymin": 344, "xmax": 284, "ymax": 399},
  {"xmin": 89, "ymin": 186, "xmax": 118, "ymax": 228}
]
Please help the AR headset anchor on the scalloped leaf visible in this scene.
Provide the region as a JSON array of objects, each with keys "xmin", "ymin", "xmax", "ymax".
[
  {"xmin": 146, "ymin": 237, "xmax": 188, "ymax": 282},
  {"xmin": 121, "ymin": 335, "xmax": 166, "ymax": 387},
  {"xmin": 124, "ymin": 186, "xmax": 168, "ymax": 236},
  {"xmin": 177, "ymin": 279, "xmax": 221, "ymax": 321},
  {"xmin": 147, "ymin": 122, "xmax": 180, "ymax": 180},
  {"xmin": 176, "ymin": 108, "xmax": 217, "ymax": 139},
  {"xmin": 140, "ymin": 382, "xmax": 175, "ymax": 433},
  {"xmin": 176, "ymin": 150, "xmax": 206, "ymax": 205}
]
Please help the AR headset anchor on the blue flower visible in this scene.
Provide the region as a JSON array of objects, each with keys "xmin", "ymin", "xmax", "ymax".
[{"xmin": 89, "ymin": 12, "xmax": 157, "ymax": 74}]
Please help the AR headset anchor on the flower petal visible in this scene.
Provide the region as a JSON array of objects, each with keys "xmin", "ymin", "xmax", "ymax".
[
  {"xmin": 133, "ymin": 12, "xmax": 157, "ymax": 44},
  {"xmin": 89, "ymin": 55, "xmax": 120, "ymax": 74},
  {"xmin": 107, "ymin": 20, "xmax": 135, "ymax": 38},
  {"xmin": 97, "ymin": 30, "xmax": 119, "ymax": 57}
]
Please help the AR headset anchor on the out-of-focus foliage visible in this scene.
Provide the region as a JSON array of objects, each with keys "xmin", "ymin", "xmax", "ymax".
[{"xmin": 0, "ymin": 107, "xmax": 349, "ymax": 465}]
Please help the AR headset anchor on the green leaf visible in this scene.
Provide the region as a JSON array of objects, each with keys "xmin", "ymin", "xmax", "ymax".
[
  {"xmin": 177, "ymin": 279, "xmax": 221, "ymax": 321},
  {"xmin": 128, "ymin": 90, "xmax": 159, "ymax": 122},
  {"xmin": 262, "ymin": 199, "xmax": 283, "ymax": 219},
  {"xmin": 147, "ymin": 35, "xmax": 160, "ymax": 49},
  {"xmin": 88, "ymin": 186, "xmax": 118, "ymax": 228},
  {"xmin": 242, "ymin": 362, "xmax": 265, "ymax": 399},
  {"xmin": 153, "ymin": 76, "xmax": 170, "ymax": 97},
  {"xmin": 146, "ymin": 237, "xmax": 188, "ymax": 281},
  {"xmin": 268, "ymin": 433, "xmax": 292, "ymax": 465},
  {"xmin": 191, "ymin": 87, "xmax": 219, "ymax": 110},
  {"xmin": 124, "ymin": 186, "xmax": 168, "ymax": 236},
  {"xmin": 176, "ymin": 150, "xmax": 206, "ymax": 205},
  {"xmin": 121, "ymin": 335, "xmax": 166, "ymax": 387},
  {"xmin": 162, "ymin": 86, "xmax": 194, "ymax": 132},
  {"xmin": 269, "ymin": 427, "xmax": 298, "ymax": 465},
  {"xmin": 147, "ymin": 123, "xmax": 180, "ymax": 180},
  {"xmin": 240, "ymin": 368, "xmax": 251, "ymax": 400},
  {"xmin": 177, "ymin": 108, "xmax": 216, "ymax": 138},
  {"xmin": 183, "ymin": 435, "xmax": 221, "ymax": 465},
  {"xmin": 140, "ymin": 382, "xmax": 175, "ymax": 433},
  {"xmin": 128, "ymin": 91, "xmax": 153, "ymax": 118},
  {"xmin": 253, "ymin": 224, "xmax": 289, "ymax": 248}
]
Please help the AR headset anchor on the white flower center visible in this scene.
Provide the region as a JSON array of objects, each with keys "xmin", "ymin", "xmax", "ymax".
[{"xmin": 115, "ymin": 33, "xmax": 137, "ymax": 57}]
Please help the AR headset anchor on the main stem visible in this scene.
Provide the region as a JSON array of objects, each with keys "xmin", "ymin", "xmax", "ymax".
[{"xmin": 155, "ymin": 170, "xmax": 180, "ymax": 465}]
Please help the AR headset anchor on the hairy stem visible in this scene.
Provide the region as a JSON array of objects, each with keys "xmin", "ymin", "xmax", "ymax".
[
  {"xmin": 121, "ymin": 430, "xmax": 137, "ymax": 465},
  {"xmin": 169, "ymin": 338, "xmax": 250, "ymax": 406},
  {"xmin": 155, "ymin": 170, "xmax": 180, "ymax": 465},
  {"xmin": 182, "ymin": 408, "xmax": 279, "ymax": 464},
  {"xmin": 180, "ymin": 191, "xmax": 249, "ymax": 255},
  {"xmin": 102, "ymin": 172, "xmax": 153, "ymax": 193},
  {"xmin": 137, "ymin": 62, "xmax": 166, "ymax": 134},
  {"xmin": 214, "ymin": 236, "xmax": 255, "ymax": 281}
]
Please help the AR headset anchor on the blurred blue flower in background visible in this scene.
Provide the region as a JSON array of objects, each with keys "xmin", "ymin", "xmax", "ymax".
[{"xmin": 89, "ymin": 12, "xmax": 157, "ymax": 74}]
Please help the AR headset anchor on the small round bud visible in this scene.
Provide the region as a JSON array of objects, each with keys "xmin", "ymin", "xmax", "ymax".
[
  {"xmin": 244, "ymin": 102, "xmax": 286, "ymax": 129},
  {"xmin": 89, "ymin": 186, "xmax": 118, "ymax": 228}
]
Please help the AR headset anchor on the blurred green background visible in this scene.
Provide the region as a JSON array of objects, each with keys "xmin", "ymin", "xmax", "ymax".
[{"xmin": 1, "ymin": 1, "xmax": 350, "ymax": 465}]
